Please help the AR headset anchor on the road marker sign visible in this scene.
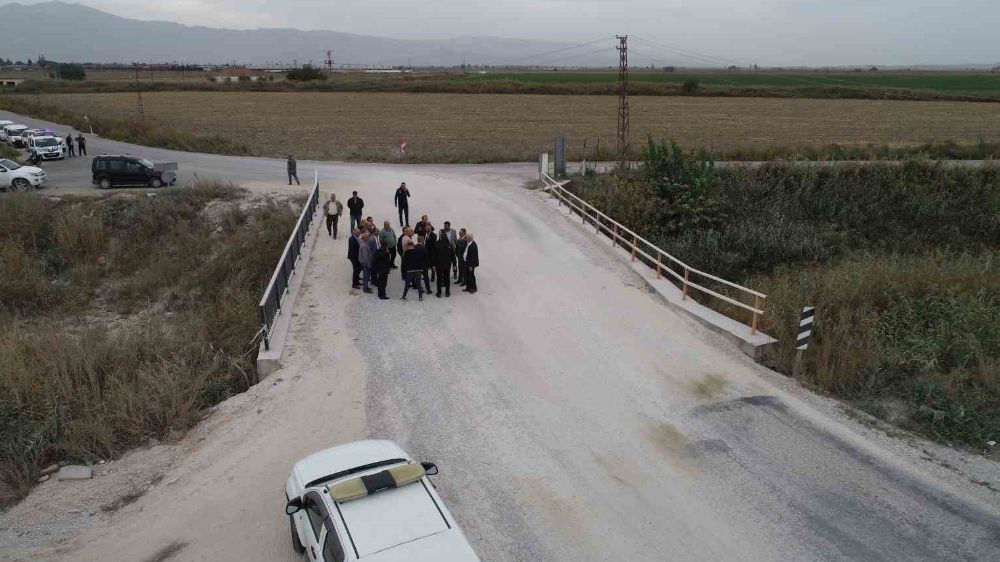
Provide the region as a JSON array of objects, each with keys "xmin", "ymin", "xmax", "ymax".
[{"xmin": 793, "ymin": 306, "xmax": 815, "ymax": 377}]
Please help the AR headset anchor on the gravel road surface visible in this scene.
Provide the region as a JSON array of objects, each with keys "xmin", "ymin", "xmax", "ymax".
[{"xmin": 1, "ymin": 111, "xmax": 999, "ymax": 561}]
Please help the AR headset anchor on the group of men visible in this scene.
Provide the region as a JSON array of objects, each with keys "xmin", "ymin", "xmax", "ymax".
[
  {"xmin": 323, "ymin": 184, "xmax": 480, "ymax": 301},
  {"xmin": 63, "ymin": 134, "xmax": 87, "ymax": 157}
]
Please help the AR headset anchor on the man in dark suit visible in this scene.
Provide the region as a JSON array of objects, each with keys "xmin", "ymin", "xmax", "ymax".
[
  {"xmin": 347, "ymin": 191, "xmax": 365, "ymax": 231},
  {"xmin": 372, "ymin": 244, "xmax": 391, "ymax": 300},
  {"xmin": 433, "ymin": 229, "xmax": 456, "ymax": 298},
  {"xmin": 394, "ymin": 182, "xmax": 411, "ymax": 227},
  {"xmin": 347, "ymin": 228, "xmax": 362, "ymax": 289},
  {"xmin": 454, "ymin": 228, "xmax": 468, "ymax": 285},
  {"xmin": 463, "ymin": 233, "xmax": 479, "ymax": 294}
]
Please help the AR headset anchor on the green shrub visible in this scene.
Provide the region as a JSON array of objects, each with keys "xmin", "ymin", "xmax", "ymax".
[
  {"xmin": 286, "ymin": 65, "xmax": 327, "ymax": 82},
  {"xmin": 55, "ymin": 63, "xmax": 86, "ymax": 81}
]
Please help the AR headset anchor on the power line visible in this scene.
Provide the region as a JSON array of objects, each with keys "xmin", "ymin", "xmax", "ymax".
[{"xmin": 478, "ymin": 36, "xmax": 614, "ymax": 66}]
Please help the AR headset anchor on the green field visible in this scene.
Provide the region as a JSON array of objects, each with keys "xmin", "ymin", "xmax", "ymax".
[{"xmin": 454, "ymin": 72, "xmax": 1000, "ymax": 94}]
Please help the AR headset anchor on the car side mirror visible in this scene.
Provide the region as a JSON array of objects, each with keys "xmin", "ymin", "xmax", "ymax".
[
  {"xmin": 421, "ymin": 462, "xmax": 439, "ymax": 476},
  {"xmin": 285, "ymin": 497, "xmax": 304, "ymax": 515}
]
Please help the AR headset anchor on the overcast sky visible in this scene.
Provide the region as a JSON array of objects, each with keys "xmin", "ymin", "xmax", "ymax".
[{"xmin": 16, "ymin": 0, "xmax": 1000, "ymax": 65}]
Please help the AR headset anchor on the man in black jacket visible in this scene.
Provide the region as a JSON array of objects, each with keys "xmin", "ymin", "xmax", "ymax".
[
  {"xmin": 372, "ymin": 245, "xmax": 391, "ymax": 300},
  {"xmin": 347, "ymin": 191, "xmax": 364, "ymax": 231},
  {"xmin": 434, "ymin": 229, "xmax": 456, "ymax": 298},
  {"xmin": 463, "ymin": 233, "xmax": 479, "ymax": 294},
  {"xmin": 424, "ymin": 225, "xmax": 437, "ymax": 282},
  {"xmin": 394, "ymin": 182, "xmax": 411, "ymax": 227},
  {"xmin": 454, "ymin": 229, "xmax": 468, "ymax": 285},
  {"xmin": 401, "ymin": 240, "xmax": 428, "ymax": 301},
  {"xmin": 287, "ymin": 155, "xmax": 300, "ymax": 186},
  {"xmin": 347, "ymin": 228, "xmax": 362, "ymax": 289}
]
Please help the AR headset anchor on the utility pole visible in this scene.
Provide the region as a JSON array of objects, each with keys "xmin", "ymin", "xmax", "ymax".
[
  {"xmin": 325, "ymin": 50, "xmax": 334, "ymax": 73},
  {"xmin": 616, "ymin": 35, "xmax": 630, "ymax": 171},
  {"xmin": 133, "ymin": 63, "xmax": 145, "ymax": 120}
]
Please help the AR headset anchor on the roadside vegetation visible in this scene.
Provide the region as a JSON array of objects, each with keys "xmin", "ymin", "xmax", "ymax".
[
  {"xmin": 5, "ymin": 70, "xmax": 1000, "ymax": 103},
  {"xmin": 567, "ymin": 141, "xmax": 1000, "ymax": 449},
  {"xmin": 0, "ymin": 143, "xmax": 21, "ymax": 161},
  {"xmin": 0, "ymin": 183, "xmax": 299, "ymax": 504}
]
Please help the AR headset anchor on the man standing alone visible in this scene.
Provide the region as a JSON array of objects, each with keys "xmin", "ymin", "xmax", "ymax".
[
  {"xmin": 394, "ymin": 182, "xmax": 411, "ymax": 227},
  {"xmin": 287, "ymin": 155, "xmax": 300, "ymax": 186},
  {"xmin": 323, "ymin": 194, "xmax": 343, "ymax": 238},
  {"xmin": 347, "ymin": 191, "xmax": 364, "ymax": 231},
  {"xmin": 75, "ymin": 134, "xmax": 87, "ymax": 156},
  {"xmin": 463, "ymin": 233, "xmax": 479, "ymax": 294}
]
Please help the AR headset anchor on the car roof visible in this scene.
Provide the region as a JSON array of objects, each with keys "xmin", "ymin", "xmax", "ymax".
[
  {"xmin": 294, "ymin": 440, "xmax": 409, "ymax": 488},
  {"xmin": 336, "ymin": 478, "xmax": 450, "ymax": 558}
]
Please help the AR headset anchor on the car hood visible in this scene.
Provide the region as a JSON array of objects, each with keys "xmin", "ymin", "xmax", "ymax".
[
  {"xmin": 22, "ymin": 166, "xmax": 44, "ymax": 174},
  {"xmin": 363, "ymin": 529, "xmax": 480, "ymax": 562}
]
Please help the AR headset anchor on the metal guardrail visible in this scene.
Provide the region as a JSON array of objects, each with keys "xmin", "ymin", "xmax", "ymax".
[
  {"xmin": 540, "ymin": 171, "xmax": 767, "ymax": 333},
  {"xmin": 259, "ymin": 171, "xmax": 320, "ymax": 350}
]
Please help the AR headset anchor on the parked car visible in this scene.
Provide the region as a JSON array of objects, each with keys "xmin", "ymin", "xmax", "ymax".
[
  {"xmin": 0, "ymin": 158, "xmax": 46, "ymax": 191},
  {"xmin": 284, "ymin": 440, "xmax": 480, "ymax": 562},
  {"xmin": 0, "ymin": 121, "xmax": 14, "ymax": 142},
  {"xmin": 27, "ymin": 135, "xmax": 65, "ymax": 160},
  {"xmin": 91, "ymin": 154, "xmax": 177, "ymax": 189},
  {"xmin": 3, "ymin": 124, "xmax": 28, "ymax": 146}
]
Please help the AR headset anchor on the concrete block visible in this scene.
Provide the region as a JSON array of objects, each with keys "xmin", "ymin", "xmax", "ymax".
[{"xmin": 57, "ymin": 465, "xmax": 93, "ymax": 481}]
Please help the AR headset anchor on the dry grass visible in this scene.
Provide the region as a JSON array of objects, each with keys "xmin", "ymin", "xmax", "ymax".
[
  {"xmin": 23, "ymin": 91, "xmax": 1000, "ymax": 162},
  {"xmin": 0, "ymin": 183, "xmax": 300, "ymax": 504}
]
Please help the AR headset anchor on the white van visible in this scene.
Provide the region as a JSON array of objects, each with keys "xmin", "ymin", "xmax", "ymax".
[{"xmin": 3, "ymin": 124, "xmax": 28, "ymax": 146}]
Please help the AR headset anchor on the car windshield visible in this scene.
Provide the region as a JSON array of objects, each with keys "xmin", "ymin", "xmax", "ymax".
[
  {"xmin": 35, "ymin": 138, "xmax": 58, "ymax": 147},
  {"xmin": 0, "ymin": 159, "xmax": 21, "ymax": 170},
  {"xmin": 138, "ymin": 158, "xmax": 155, "ymax": 169}
]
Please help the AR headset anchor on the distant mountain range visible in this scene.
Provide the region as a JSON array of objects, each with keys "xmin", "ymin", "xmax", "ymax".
[
  {"xmin": 1, "ymin": 2, "xmax": 996, "ymax": 69},
  {"xmin": 0, "ymin": 1, "xmax": 622, "ymax": 67}
]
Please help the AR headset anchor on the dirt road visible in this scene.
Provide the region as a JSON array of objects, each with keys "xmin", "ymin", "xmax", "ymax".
[{"xmin": 1, "ymin": 112, "xmax": 999, "ymax": 561}]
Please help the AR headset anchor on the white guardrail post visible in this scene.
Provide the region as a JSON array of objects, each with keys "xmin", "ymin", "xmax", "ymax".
[{"xmin": 539, "ymin": 160, "xmax": 766, "ymax": 332}]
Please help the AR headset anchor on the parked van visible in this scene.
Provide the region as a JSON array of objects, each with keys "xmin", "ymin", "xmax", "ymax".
[{"xmin": 1, "ymin": 124, "xmax": 27, "ymax": 145}]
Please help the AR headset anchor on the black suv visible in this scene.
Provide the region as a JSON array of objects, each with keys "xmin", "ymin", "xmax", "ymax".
[{"xmin": 92, "ymin": 155, "xmax": 177, "ymax": 189}]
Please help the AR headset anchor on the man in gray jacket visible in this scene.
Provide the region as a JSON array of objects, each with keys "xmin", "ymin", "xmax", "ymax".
[{"xmin": 358, "ymin": 230, "xmax": 379, "ymax": 294}]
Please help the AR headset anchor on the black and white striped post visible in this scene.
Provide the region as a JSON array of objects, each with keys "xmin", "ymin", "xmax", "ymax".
[{"xmin": 792, "ymin": 306, "xmax": 815, "ymax": 378}]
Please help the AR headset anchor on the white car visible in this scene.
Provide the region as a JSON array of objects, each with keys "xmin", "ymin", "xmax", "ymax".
[
  {"xmin": 27, "ymin": 135, "xmax": 65, "ymax": 160},
  {"xmin": 0, "ymin": 158, "xmax": 46, "ymax": 191},
  {"xmin": 284, "ymin": 440, "xmax": 480, "ymax": 562},
  {"xmin": 2, "ymin": 124, "xmax": 27, "ymax": 145}
]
